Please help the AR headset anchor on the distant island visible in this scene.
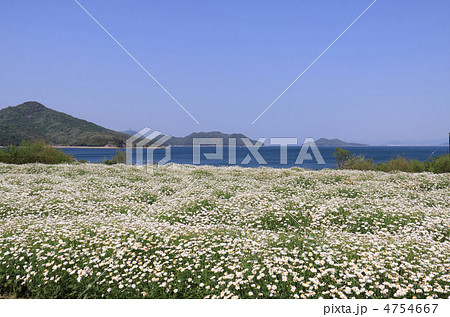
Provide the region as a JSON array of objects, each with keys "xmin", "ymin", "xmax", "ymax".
[
  {"xmin": 122, "ymin": 130, "xmax": 260, "ymax": 147},
  {"xmin": 385, "ymin": 139, "xmax": 448, "ymax": 146},
  {"xmin": 312, "ymin": 138, "xmax": 369, "ymax": 147}
]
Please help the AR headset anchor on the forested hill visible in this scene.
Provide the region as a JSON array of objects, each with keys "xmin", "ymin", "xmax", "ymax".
[{"xmin": 0, "ymin": 101, "xmax": 128, "ymax": 146}]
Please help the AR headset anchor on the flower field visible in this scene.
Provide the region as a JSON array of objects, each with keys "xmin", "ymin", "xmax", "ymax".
[{"xmin": 0, "ymin": 163, "xmax": 449, "ymax": 299}]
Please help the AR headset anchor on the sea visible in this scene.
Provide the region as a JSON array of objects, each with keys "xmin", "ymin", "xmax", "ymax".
[{"xmin": 61, "ymin": 146, "xmax": 449, "ymax": 170}]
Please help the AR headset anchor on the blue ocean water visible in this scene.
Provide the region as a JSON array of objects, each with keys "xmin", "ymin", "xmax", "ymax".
[{"xmin": 61, "ymin": 146, "xmax": 448, "ymax": 170}]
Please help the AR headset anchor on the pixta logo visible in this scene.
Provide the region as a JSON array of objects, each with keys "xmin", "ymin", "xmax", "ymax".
[
  {"xmin": 126, "ymin": 128, "xmax": 172, "ymax": 170},
  {"xmin": 192, "ymin": 137, "xmax": 324, "ymax": 165},
  {"xmin": 126, "ymin": 128, "xmax": 325, "ymax": 171}
]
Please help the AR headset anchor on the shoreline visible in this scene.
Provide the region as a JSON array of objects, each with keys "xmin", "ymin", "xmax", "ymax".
[{"xmin": 53, "ymin": 146, "xmax": 123, "ymax": 149}]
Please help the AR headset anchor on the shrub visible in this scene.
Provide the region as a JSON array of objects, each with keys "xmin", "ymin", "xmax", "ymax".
[
  {"xmin": 377, "ymin": 156, "xmax": 426, "ymax": 173},
  {"xmin": 427, "ymin": 154, "xmax": 450, "ymax": 173},
  {"xmin": 410, "ymin": 159, "xmax": 428, "ymax": 173},
  {"xmin": 344, "ymin": 155, "xmax": 376, "ymax": 171},
  {"xmin": 103, "ymin": 150, "xmax": 126, "ymax": 165},
  {"xmin": 333, "ymin": 148, "xmax": 449, "ymax": 173},
  {"xmin": 333, "ymin": 148, "xmax": 350, "ymax": 169},
  {"xmin": 103, "ymin": 159, "xmax": 116, "ymax": 165},
  {"xmin": 0, "ymin": 141, "xmax": 74, "ymax": 164}
]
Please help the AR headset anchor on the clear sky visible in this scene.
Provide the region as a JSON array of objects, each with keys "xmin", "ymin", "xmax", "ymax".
[{"xmin": 1, "ymin": 0, "xmax": 449, "ymax": 144}]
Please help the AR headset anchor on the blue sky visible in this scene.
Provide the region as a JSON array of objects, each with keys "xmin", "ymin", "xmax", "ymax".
[{"xmin": 1, "ymin": 0, "xmax": 449, "ymax": 144}]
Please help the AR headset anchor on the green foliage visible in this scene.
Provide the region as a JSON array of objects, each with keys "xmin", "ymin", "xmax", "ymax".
[
  {"xmin": 103, "ymin": 150, "xmax": 126, "ymax": 165},
  {"xmin": 377, "ymin": 156, "xmax": 425, "ymax": 173},
  {"xmin": 410, "ymin": 159, "xmax": 428, "ymax": 173},
  {"xmin": 345, "ymin": 155, "xmax": 376, "ymax": 171},
  {"xmin": 103, "ymin": 159, "xmax": 115, "ymax": 165},
  {"xmin": 427, "ymin": 154, "xmax": 450, "ymax": 173},
  {"xmin": 113, "ymin": 150, "xmax": 126, "ymax": 164},
  {"xmin": 333, "ymin": 148, "xmax": 450, "ymax": 173},
  {"xmin": 333, "ymin": 148, "xmax": 350, "ymax": 169},
  {"xmin": 0, "ymin": 141, "xmax": 74, "ymax": 164}
]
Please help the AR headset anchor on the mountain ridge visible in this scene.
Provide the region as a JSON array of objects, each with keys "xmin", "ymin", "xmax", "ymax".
[
  {"xmin": 0, "ymin": 102, "xmax": 259, "ymax": 147},
  {"xmin": 1, "ymin": 102, "xmax": 370, "ymax": 148},
  {"xmin": 123, "ymin": 130, "xmax": 260, "ymax": 147}
]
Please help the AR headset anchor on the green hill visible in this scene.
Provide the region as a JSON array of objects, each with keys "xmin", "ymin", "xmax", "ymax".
[{"xmin": 0, "ymin": 101, "xmax": 128, "ymax": 146}]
